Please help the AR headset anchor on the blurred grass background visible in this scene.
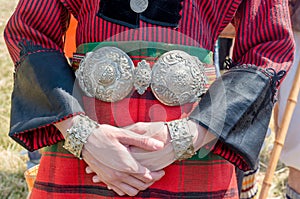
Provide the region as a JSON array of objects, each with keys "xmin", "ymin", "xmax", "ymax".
[
  {"xmin": 0, "ymin": 0, "xmax": 29, "ymax": 198},
  {"xmin": 0, "ymin": 0, "xmax": 289, "ymax": 198}
]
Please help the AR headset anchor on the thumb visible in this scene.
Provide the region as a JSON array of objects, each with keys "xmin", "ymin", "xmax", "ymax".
[{"xmin": 119, "ymin": 129, "xmax": 164, "ymax": 151}]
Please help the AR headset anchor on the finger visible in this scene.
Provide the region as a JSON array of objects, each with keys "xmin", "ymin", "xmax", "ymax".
[
  {"xmin": 133, "ymin": 169, "xmax": 165, "ymax": 183},
  {"xmin": 106, "ymin": 172, "xmax": 141, "ymax": 196},
  {"xmin": 117, "ymin": 182, "xmax": 140, "ymax": 197},
  {"xmin": 92, "ymin": 175, "xmax": 102, "ymax": 183},
  {"xmin": 119, "ymin": 129, "xmax": 164, "ymax": 151},
  {"xmin": 119, "ymin": 174, "xmax": 151, "ymax": 191},
  {"xmin": 85, "ymin": 166, "xmax": 93, "ymax": 174},
  {"xmin": 106, "ymin": 184, "xmax": 126, "ymax": 196}
]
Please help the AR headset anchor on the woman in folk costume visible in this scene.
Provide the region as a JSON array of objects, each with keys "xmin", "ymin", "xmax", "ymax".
[{"xmin": 4, "ymin": 0, "xmax": 294, "ymax": 198}]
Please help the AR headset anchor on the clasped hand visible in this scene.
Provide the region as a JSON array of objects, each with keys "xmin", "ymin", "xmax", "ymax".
[
  {"xmin": 81, "ymin": 123, "xmax": 165, "ymax": 196},
  {"xmin": 83, "ymin": 120, "xmax": 215, "ymax": 196}
]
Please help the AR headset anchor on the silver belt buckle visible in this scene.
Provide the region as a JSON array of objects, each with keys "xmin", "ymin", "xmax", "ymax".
[
  {"xmin": 76, "ymin": 47, "xmax": 208, "ymax": 106},
  {"xmin": 151, "ymin": 50, "xmax": 207, "ymax": 106},
  {"xmin": 75, "ymin": 47, "xmax": 135, "ymax": 102}
]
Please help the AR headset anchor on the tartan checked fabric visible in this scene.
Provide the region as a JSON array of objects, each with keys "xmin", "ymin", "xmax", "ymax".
[
  {"xmin": 30, "ymin": 42, "xmax": 239, "ymax": 198},
  {"xmin": 31, "ymin": 143, "xmax": 238, "ymax": 198}
]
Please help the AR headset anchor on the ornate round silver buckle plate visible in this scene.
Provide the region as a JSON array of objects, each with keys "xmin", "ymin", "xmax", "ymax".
[
  {"xmin": 151, "ymin": 50, "xmax": 207, "ymax": 106},
  {"xmin": 75, "ymin": 47, "xmax": 135, "ymax": 102}
]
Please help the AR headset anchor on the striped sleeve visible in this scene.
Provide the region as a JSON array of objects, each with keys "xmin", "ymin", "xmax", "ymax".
[
  {"xmin": 4, "ymin": 0, "xmax": 84, "ymax": 151},
  {"xmin": 232, "ymin": 0, "xmax": 294, "ymax": 74},
  {"xmin": 4, "ymin": 0, "xmax": 70, "ymax": 63},
  {"xmin": 60, "ymin": 0, "xmax": 82, "ymax": 19}
]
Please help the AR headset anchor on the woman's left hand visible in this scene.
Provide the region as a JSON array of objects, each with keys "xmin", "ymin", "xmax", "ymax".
[{"xmin": 124, "ymin": 120, "xmax": 216, "ymax": 171}]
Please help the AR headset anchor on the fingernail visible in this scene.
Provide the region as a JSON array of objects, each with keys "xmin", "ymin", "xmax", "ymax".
[
  {"xmin": 92, "ymin": 176, "xmax": 101, "ymax": 183},
  {"xmin": 157, "ymin": 170, "xmax": 165, "ymax": 178},
  {"xmin": 86, "ymin": 167, "xmax": 92, "ymax": 174}
]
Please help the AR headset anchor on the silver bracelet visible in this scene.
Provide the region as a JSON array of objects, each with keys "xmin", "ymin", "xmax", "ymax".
[
  {"xmin": 166, "ymin": 118, "xmax": 195, "ymax": 161},
  {"xmin": 63, "ymin": 114, "xmax": 100, "ymax": 159}
]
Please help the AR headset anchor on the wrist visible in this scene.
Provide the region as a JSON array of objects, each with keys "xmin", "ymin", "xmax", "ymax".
[
  {"xmin": 54, "ymin": 116, "xmax": 80, "ymax": 138},
  {"xmin": 187, "ymin": 119, "xmax": 216, "ymax": 151},
  {"xmin": 62, "ymin": 114, "xmax": 100, "ymax": 159}
]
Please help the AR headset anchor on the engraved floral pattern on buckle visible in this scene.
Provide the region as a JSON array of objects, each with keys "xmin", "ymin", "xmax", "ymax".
[
  {"xmin": 134, "ymin": 60, "xmax": 152, "ymax": 95},
  {"xmin": 151, "ymin": 50, "xmax": 208, "ymax": 106},
  {"xmin": 76, "ymin": 47, "xmax": 208, "ymax": 106},
  {"xmin": 75, "ymin": 47, "xmax": 135, "ymax": 102}
]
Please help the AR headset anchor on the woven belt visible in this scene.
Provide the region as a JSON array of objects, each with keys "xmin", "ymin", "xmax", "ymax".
[{"xmin": 72, "ymin": 41, "xmax": 214, "ymax": 106}]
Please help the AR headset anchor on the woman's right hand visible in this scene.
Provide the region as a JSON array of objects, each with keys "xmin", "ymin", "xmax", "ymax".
[
  {"xmin": 55, "ymin": 116, "xmax": 165, "ymax": 196},
  {"xmin": 82, "ymin": 124, "xmax": 166, "ymax": 196},
  {"xmin": 84, "ymin": 152, "xmax": 165, "ymax": 196}
]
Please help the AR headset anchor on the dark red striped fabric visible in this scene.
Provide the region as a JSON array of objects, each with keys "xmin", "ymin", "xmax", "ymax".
[{"xmin": 4, "ymin": 0, "xmax": 294, "ymax": 72}]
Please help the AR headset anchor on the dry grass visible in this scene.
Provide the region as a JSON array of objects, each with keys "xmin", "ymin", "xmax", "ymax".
[
  {"xmin": 0, "ymin": 1, "xmax": 288, "ymax": 198},
  {"xmin": 258, "ymin": 118, "xmax": 289, "ymax": 199},
  {"xmin": 0, "ymin": 0, "xmax": 29, "ymax": 198}
]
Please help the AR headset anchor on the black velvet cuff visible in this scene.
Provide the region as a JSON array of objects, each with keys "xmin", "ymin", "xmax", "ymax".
[
  {"xmin": 97, "ymin": 0, "xmax": 139, "ymax": 28},
  {"xmin": 97, "ymin": 0, "xmax": 183, "ymax": 28},
  {"xmin": 141, "ymin": 0, "xmax": 183, "ymax": 27},
  {"xmin": 9, "ymin": 50, "xmax": 84, "ymax": 150},
  {"xmin": 189, "ymin": 65, "xmax": 275, "ymax": 170}
]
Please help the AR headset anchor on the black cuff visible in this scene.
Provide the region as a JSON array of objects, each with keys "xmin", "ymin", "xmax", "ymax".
[
  {"xmin": 97, "ymin": 0, "xmax": 183, "ymax": 28},
  {"xmin": 9, "ymin": 50, "xmax": 84, "ymax": 150},
  {"xmin": 189, "ymin": 65, "xmax": 275, "ymax": 169}
]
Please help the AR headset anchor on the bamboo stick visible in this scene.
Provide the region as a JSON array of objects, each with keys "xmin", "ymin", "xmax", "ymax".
[{"xmin": 259, "ymin": 61, "xmax": 300, "ymax": 199}]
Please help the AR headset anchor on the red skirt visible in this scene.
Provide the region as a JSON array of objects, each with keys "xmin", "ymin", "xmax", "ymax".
[{"xmin": 30, "ymin": 95, "xmax": 239, "ymax": 199}]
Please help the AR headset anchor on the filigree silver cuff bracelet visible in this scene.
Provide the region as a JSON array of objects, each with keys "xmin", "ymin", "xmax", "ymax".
[
  {"xmin": 166, "ymin": 118, "xmax": 195, "ymax": 161},
  {"xmin": 63, "ymin": 114, "xmax": 100, "ymax": 159}
]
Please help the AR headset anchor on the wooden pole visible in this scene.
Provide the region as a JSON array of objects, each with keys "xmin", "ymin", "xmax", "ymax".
[{"xmin": 259, "ymin": 61, "xmax": 300, "ymax": 199}]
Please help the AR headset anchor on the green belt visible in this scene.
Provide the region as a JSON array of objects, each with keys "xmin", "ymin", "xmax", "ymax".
[{"xmin": 76, "ymin": 41, "xmax": 213, "ymax": 64}]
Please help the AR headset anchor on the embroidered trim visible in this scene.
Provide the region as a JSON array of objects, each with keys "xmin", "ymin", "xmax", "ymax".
[
  {"xmin": 240, "ymin": 167, "xmax": 259, "ymax": 199},
  {"xmin": 224, "ymin": 57, "xmax": 233, "ymax": 69},
  {"xmin": 18, "ymin": 39, "xmax": 44, "ymax": 57},
  {"xmin": 71, "ymin": 53, "xmax": 85, "ymax": 70}
]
